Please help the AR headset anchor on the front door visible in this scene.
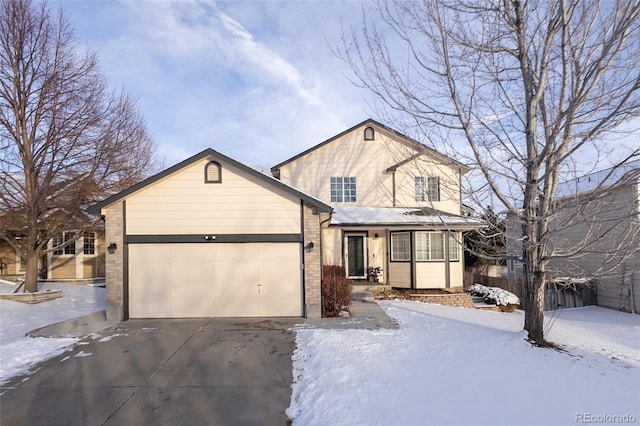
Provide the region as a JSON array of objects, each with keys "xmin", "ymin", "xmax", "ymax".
[{"xmin": 345, "ymin": 233, "xmax": 367, "ymax": 279}]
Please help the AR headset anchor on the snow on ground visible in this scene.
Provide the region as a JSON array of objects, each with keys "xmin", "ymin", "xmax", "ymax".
[
  {"xmin": 288, "ymin": 301, "xmax": 640, "ymax": 426},
  {"xmin": 0, "ymin": 282, "xmax": 105, "ymax": 385}
]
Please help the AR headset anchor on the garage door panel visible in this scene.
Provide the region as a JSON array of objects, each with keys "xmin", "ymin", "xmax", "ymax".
[
  {"xmin": 172, "ymin": 297, "xmax": 216, "ymax": 317},
  {"xmin": 173, "ymin": 259, "xmax": 216, "ymax": 280},
  {"xmin": 130, "ymin": 298, "xmax": 173, "ymax": 318},
  {"xmin": 219, "ymin": 297, "xmax": 260, "ymax": 317},
  {"xmin": 219, "ymin": 243, "xmax": 259, "ymax": 259},
  {"xmin": 220, "ymin": 282, "xmax": 258, "ymax": 299},
  {"xmin": 261, "ymin": 243, "xmax": 299, "ymax": 258},
  {"xmin": 173, "ymin": 280, "xmax": 215, "ymax": 297},
  {"xmin": 172, "ymin": 244, "xmax": 215, "ymax": 258},
  {"xmin": 262, "ymin": 298, "xmax": 300, "ymax": 317},
  {"xmin": 220, "ymin": 261, "xmax": 259, "ymax": 280}
]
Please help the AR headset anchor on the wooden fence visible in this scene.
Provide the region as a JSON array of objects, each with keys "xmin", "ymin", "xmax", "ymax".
[{"xmin": 464, "ymin": 272, "xmax": 597, "ymax": 311}]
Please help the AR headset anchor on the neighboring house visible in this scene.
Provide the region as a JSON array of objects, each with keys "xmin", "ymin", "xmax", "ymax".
[
  {"xmin": 271, "ymin": 119, "xmax": 484, "ymax": 289},
  {"xmin": 0, "ymin": 223, "xmax": 105, "ymax": 281},
  {"xmin": 89, "ymin": 149, "xmax": 332, "ymax": 321},
  {"xmin": 506, "ymin": 161, "xmax": 640, "ymax": 313}
]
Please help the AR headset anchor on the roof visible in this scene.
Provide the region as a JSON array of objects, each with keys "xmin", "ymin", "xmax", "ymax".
[
  {"xmin": 330, "ymin": 206, "xmax": 485, "ymax": 230},
  {"xmin": 556, "ymin": 160, "xmax": 640, "ymax": 199},
  {"xmin": 88, "ymin": 148, "xmax": 333, "ymax": 215},
  {"xmin": 271, "ymin": 118, "xmax": 470, "ymax": 175}
]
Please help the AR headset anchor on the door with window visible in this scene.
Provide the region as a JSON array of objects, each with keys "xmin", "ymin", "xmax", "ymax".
[{"xmin": 344, "ymin": 233, "xmax": 367, "ymax": 279}]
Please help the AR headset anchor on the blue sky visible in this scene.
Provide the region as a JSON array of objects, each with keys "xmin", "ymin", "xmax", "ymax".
[
  {"xmin": 60, "ymin": 0, "xmax": 375, "ymax": 169},
  {"xmin": 57, "ymin": 0, "xmax": 638, "ymax": 184}
]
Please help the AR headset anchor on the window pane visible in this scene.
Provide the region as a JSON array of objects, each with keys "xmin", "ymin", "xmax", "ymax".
[
  {"xmin": 448, "ymin": 233, "xmax": 458, "ymax": 261},
  {"xmin": 430, "ymin": 233, "xmax": 444, "ymax": 260},
  {"xmin": 344, "ymin": 177, "xmax": 357, "ymax": 202},
  {"xmin": 427, "ymin": 177, "xmax": 440, "ymax": 201},
  {"xmin": 415, "ymin": 232, "xmax": 429, "ymax": 261},
  {"xmin": 84, "ymin": 232, "xmax": 96, "ymax": 255},
  {"xmin": 415, "ymin": 177, "xmax": 426, "ymax": 202},
  {"xmin": 53, "ymin": 234, "xmax": 64, "ymax": 256},
  {"xmin": 330, "ymin": 177, "xmax": 343, "ymax": 202},
  {"xmin": 63, "ymin": 233, "xmax": 75, "ymax": 255},
  {"xmin": 391, "ymin": 232, "xmax": 410, "ymax": 261}
]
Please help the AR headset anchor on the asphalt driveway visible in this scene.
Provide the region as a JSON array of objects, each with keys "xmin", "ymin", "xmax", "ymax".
[{"xmin": 0, "ymin": 318, "xmax": 299, "ymax": 425}]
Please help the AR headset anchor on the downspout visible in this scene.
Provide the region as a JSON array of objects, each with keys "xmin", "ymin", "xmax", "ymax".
[{"xmin": 392, "ymin": 171, "xmax": 396, "ymax": 207}]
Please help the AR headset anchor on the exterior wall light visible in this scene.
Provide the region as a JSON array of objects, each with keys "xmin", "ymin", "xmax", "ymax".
[
  {"xmin": 107, "ymin": 243, "xmax": 117, "ymax": 254},
  {"xmin": 306, "ymin": 241, "xmax": 314, "ymax": 250}
]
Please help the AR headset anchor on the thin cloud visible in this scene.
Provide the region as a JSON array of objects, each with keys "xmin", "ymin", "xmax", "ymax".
[{"xmin": 214, "ymin": 11, "xmax": 320, "ymax": 104}]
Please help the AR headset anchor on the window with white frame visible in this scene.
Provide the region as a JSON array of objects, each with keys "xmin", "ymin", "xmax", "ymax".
[
  {"xmin": 53, "ymin": 232, "xmax": 75, "ymax": 255},
  {"xmin": 415, "ymin": 176, "xmax": 440, "ymax": 202},
  {"xmin": 330, "ymin": 177, "xmax": 356, "ymax": 202},
  {"xmin": 83, "ymin": 232, "xmax": 96, "ymax": 255},
  {"xmin": 415, "ymin": 232, "xmax": 458, "ymax": 261},
  {"xmin": 391, "ymin": 232, "xmax": 411, "ymax": 261}
]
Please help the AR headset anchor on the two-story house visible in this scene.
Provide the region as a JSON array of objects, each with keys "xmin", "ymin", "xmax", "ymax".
[
  {"xmin": 506, "ymin": 161, "xmax": 640, "ymax": 313},
  {"xmin": 272, "ymin": 119, "xmax": 483, "ymax": 289},
  {"xmin": 91, "ymin": 119, "xmax": 482, "ymax": 321}
]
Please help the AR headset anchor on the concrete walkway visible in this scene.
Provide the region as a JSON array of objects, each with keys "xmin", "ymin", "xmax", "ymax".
[{"xmin": 301, "ymin": 289, "xmax": 398, "ymax": 330}]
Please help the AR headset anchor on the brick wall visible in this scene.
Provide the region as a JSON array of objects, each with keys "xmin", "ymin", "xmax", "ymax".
[
  {"xmin": 303, "ymin": 205, "xmax": 323, "ymax": 318},
  {"xmin": 104, "ymin": 201, "xmax": 125, "ymax": 321},
  {"xmin": 407, "ymin": 293, "xmax": 475, "ymax": 309}
]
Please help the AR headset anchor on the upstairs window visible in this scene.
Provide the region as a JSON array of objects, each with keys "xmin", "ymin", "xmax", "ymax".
[
  {"xmin": 205, "ymin": 161, "xmax": 222, "ymax": 183},
  {"xmin": 364, "ymin": 126, "xmax": 375, "ymax": 140},
  {"xmin": 415, "ymin": 176, "xmax": 440, "ymax": 202},
  {"xmin": 330, "ymin": 177, "xmax": 357, "ymax": 202},
  {"xmin": 53, "ymin": 232, "xmax": 75, "ymax": 256}
]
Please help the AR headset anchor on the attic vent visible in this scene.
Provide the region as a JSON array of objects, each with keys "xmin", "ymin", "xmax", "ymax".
[
  {"xmin": 205, "ymin": 161, "xmax": 222, "ymax": 184},
  {"xmin": 364, "ymin": 126, "xmax": 375, "ymax": 141}
]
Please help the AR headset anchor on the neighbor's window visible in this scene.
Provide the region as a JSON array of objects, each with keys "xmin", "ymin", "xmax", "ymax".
[
  {"xmin": 330, "ymin": 177, "xmax": 357, "ymax": 202},
  {"xmin": 83, "ymin": 232, "xmax": 96, "ymax": 255},
  {"xmin": 391, "ymin": 232, "xmax": 411, "ymax": 261},
  {"xmin": 205, "ymin": 161, "xmax": 222, "ymax": 183},
  {"xmin": 415, "ymin": 176, "xmax": 441, "ymax": 202},
  {"xmin": 414, "ymin": 232, "xmax": 458, "ymax": 261},
  {"xmin": 364, "ymin": 126, "xmax": 375, "ymax": 140},
  {"xmin": 53, "ymin": 232, "xmax": 75, "ymax": 256}
]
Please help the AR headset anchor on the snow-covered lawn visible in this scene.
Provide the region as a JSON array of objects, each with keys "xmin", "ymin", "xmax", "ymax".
[
  {"xmin": 288, "ymin": 301, "xmax": 640, "ymax": 426},
  {"xmin": 0, "ymin": 282, "xmax": 105, "ymax": 385}
]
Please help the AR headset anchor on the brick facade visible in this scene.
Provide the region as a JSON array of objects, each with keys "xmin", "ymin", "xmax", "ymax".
[
  {"xmin": 104, "ymin": 201, "xmax": 125, "ymax": 321},
  {"xmin": 407, "ymin": 293, "xmax": 475, "ymax": 309},
  {"xmin": 303, "ymin": 205, "xmax": 324, "ymax": 318}
]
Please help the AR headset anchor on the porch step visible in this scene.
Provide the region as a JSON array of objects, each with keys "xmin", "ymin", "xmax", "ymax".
[
  {"xmin": 352, "ymin": 289, "xmax": 376, "ymax": 303},
  {"xmin": 471, "ymin": 295, "xmax": 498, "ymax": 309}
]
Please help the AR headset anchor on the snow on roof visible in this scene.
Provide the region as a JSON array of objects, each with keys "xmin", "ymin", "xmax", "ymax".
[
  {"xmin": 556, "ymin": 160, "xmax": 640, "ymax": 198},
  {"xmin": 330, "ymin": 206, "xmax": 485, "ymax": 229}
]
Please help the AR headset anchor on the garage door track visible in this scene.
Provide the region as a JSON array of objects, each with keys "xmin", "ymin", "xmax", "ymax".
[{"xmin": 0, "ymin": 318, "xmax": 298, "ymax": 425}]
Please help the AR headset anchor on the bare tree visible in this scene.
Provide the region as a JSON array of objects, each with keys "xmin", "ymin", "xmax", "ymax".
[
  {"xmin": 338, "ymin": 0, "xmax": 640, "ymax": 345},
  {"xmin": 0, "ymin": 0, "xmax": 158, "ymax": 292}
]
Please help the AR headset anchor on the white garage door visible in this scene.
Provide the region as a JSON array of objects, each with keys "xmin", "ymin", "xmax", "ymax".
[{"xmin": 128, "ymin": 243, "xmax": 302, "ymax": 318}]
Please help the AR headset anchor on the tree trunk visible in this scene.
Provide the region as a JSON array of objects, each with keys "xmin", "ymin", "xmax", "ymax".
[
  {"xmin": 524, "ymin": 270, "xmax": 547, "ymax": 345},
  {"xmin": 24, "ymin": 248, "xmax": 39, "ymax": 293}
]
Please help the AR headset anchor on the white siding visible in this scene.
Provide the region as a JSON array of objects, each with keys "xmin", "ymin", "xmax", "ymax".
[
  {"xmin": 278, "ymin": 124, "xmax": 463, "ymax": 214},
  {"xmin": 127, "ymin": 159, "xmax": 301, "ymax": 235}
]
